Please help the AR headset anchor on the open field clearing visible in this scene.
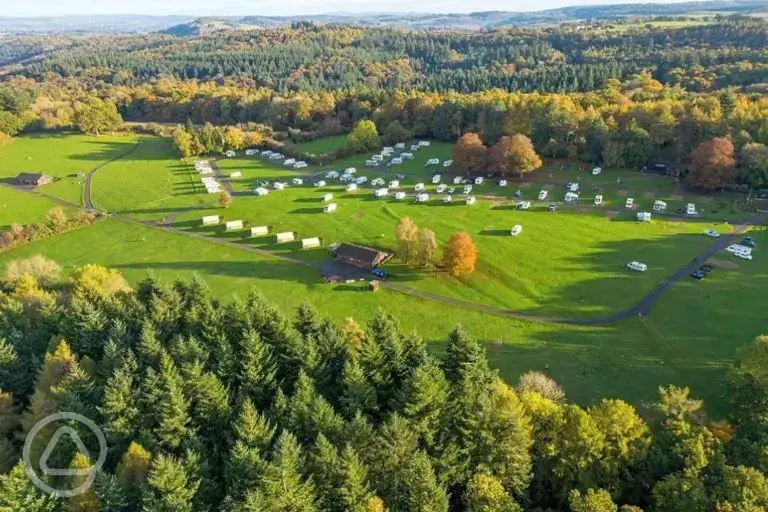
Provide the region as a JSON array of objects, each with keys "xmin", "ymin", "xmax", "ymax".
[
  {"xmin": 0, "ymin": 132, "xmax": 138, "ymax": 205},
  {"xmin": 1, "ymin": 133, "xmax": 766, "ymax": 415}
]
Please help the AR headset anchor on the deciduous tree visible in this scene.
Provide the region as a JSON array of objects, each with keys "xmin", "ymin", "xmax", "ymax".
[
  {"xmin": 687, "ymin": 137, "xmax": 736, "ymax": 190},
  {"xmin": 443, "ymin": 232, "xmax": 477, "ymax": 277}
]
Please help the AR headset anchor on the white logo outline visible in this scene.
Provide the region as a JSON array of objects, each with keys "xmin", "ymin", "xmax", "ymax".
[{"xmin": 23, "ymin": 412, "xmax": 107, "ymax": 497}]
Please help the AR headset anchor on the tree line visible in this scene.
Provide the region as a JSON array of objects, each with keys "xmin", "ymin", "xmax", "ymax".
[{"xmin": 2, "ymin": 263, "xmax": 768, "ymax": 511}]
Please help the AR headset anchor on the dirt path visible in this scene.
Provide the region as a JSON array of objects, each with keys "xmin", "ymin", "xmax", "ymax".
[
  {"xmin": 209, "ymin": 158, "xmax": 234, "ymax": 194},
  {"xmin": 83, "ymin": 136, "xmax": 145, "ymax": 210}
]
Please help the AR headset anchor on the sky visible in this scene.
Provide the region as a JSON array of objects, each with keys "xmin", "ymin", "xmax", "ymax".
[{"xmin": 3, "ymin": 0, "xmax": 701, "ymax": 17}]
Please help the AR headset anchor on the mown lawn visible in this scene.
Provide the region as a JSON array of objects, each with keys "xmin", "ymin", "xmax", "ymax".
[
  {"xmin": 0, "ymin": 218, "xmax": 735, "ymax": 413},
  {"xmin": 0, "ymin": 132, "xmax": 138, "ymax": 205},
  {"xmin": 298, "ymin": 135, "xmax": 349, "ymax": 155},
  {"xmin": 89, "ymin": 136, "xmax": 179, "ymax": 213},
  {"xmin": 5, "ymin": 134, "xmax": 767, "ymax": 415},
  {"xmin": 0, "ymin": 186, "xmax": 65, "ymax": 229}
]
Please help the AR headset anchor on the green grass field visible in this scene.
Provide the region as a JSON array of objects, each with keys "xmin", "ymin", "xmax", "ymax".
[
  {"xmin": 0, "ymin": 132, "xmax": 139, "ymax": 205},
  {"xmin": 298, "ymin": 135, "xmax": 349, "ymax": 155},
  {"xmin": 0, "ymin": 186, "xmax": 64, "ymax": 229},
  {"xmin": 89, "ymin": 136, "xmax": 179, "ymax": 212},
  {"xmin": 1, "ymin": 134, "xmax": 766, "ymax": 416}
]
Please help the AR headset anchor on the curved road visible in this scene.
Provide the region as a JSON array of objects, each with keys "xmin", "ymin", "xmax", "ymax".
[{"xmin": 19, "ymin": 151, "xmax": 768, "ymax": 326}]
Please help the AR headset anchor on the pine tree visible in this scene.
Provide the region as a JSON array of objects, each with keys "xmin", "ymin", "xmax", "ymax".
[
  {"xmin": 397, "ymin": 358, "xmax": 448, "ymax": 448},
  {"xmin": 340, "ymin": 360, "xmax": 378, "ymax": 419},
  {"xmin": 99, "ymin": 351, "xmax": 139, "ymax": 450},
  {"xmin": 227, "ymin": 399, "xmax": 274, "ymax": 500},
  {"xmin": 154, "ymin": 353, "xmax": 192, "ymax": 452},
  {"xmin": 141, "ymin": 453, "xmax": 199, "ymax": 512},
  {"xmin": 241, "ymin": 431, "xmax": 317, "ymax": 512},
  {"xmin": 238, "ymin": 329, "xmax": 277, "ymax": 409},
  {"xmin": 0, "ymin": 461, "xmax": 58, "ymax": 512},
  {"xmin": 338, "ymin": 445, "xmax": 375, "ymax": 512}
]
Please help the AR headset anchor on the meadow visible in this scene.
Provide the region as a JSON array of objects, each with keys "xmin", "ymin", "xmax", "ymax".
[
  {"xmin": 0, "ymin": 133, "xmax": 765, "ymax": 415},
  {"xmin": 0, "ymin": 132, "xmax": 139, "ymax": 205}
]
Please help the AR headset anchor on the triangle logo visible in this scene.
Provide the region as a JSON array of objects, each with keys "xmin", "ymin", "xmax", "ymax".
[{"xmin": 39, "ymin": 426, "xmax": 93, "ymax": 477}]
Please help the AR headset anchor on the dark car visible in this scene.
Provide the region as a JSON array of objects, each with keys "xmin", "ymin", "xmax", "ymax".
[
  {"xmin": 742, "ymin": 237, "xmax": 757, "ymax": 248},
  {"xmin": 514, "ymin": 190, "xmax": 522, "ymax": 198},
  {"xmin": 371, "ymin": 269, "xmax": 386, "ymax": 279},
  {"xmin": 548, "ymin": 203, "xmax": 557, "ymax": 212},
  {"xmin": 699, "ymin": 264, "xmax": 713, "ymax": 274},
  {"xmin": 690, "ymin": 270, "xmax": 706, "ymax": 280}
]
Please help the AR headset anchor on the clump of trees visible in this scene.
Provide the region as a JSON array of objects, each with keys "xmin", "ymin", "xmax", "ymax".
[
  {"xmin": 1, "ymin": 271, "xmax": 768, "ymax": 511},
  {"xmin": 75, "ymin": 97, "xmax": 123, "ymax": 136},
  {"xmin": 452, "ymin": 132, "xmax": 542, "ymax": 177},
  {"xmin": 0, "ymin": 207, "xmax": 99, "ymax": 252},
  {"xmin": 172, "ymin": 122, "xmax": 270, "ymax": 158},
  {"xmin": 394, "ymin": 217, "xmax": 438, "ymax": 267}
]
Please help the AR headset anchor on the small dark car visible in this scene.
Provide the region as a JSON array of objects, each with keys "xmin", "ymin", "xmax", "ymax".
[
  {"xmin": 690, "ymin": 270, "xmax": 706, "ymax": 280},
  {"xmin": 548, "ymin": 204, "xmax": 557, "ymax": 212},
  {"xmin": 371, "ymin": 269, "xmax": 386, "ymax": 279},
  {"xmin": 699, "ymin": 264, "xmax": 713, "ymax": 274},
  {"xmin": 742, "ymin": 237, "xmax": 757, "ymax": 248}
]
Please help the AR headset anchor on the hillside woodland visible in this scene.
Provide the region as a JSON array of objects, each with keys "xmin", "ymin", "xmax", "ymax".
[{"xmin": 1, "ymin": 265, "xmax": 768, "ymax": 511}]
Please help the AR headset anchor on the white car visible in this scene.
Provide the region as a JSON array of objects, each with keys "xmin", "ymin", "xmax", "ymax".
[
  {"xmin": 626, "ymin": 261, "xmax": 647, "ymax": 272},
  {"xmin": 510, "ymin": 225, "xmax": 523, "ymax": 236},
  {"xmin": 704, "ymin": 229, "xmax": 720, "ymax": 238}
]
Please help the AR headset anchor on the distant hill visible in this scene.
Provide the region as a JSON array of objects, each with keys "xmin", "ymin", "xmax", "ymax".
[
  {"xmin": 0, "ymin": 0, "xmax": 766, "ymax": 35},
  {"xmin": 162, "ymin": 1, "xmax": 768, "ymax": 34},
  {"xmin": 0, "ymin": 15, "xmax": 195, "ymax": 35}
]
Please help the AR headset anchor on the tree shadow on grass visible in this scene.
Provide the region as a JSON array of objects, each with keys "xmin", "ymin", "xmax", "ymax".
[
  {"xmin": 112, "ymin": 260, "xmax": 321, "ymax": 285},
  {"xmin": 289, "ymin": 207, "xmax": 325, "ymax": 215}
]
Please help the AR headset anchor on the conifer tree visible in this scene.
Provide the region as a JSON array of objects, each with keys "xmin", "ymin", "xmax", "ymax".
[
  {"xmin": 141, "ymin": 453, "xmax": 199, "ymax": 512},
  {"xmin": 241, "ymin": 431, "xmax": 317, "ymax": 512},
  {"xmin": 154, "ymin": 353, "xmax": 192, "ymax": 452},
  {"xmin": 238, "ymin": 329, "xmax": 277, "ymax": 409},
  {"xmin": 0, "ymin": 461, "xmax": 58, "ymax": 512}
]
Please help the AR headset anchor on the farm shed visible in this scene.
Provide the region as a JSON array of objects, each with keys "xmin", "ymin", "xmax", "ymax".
[
  {"xmin": 332, "ymin": 243, "xmax": 391, "ymax": 269},
  {"xmin": 15, "ymin": 173, "xmax": 53, "ymax": 186}
]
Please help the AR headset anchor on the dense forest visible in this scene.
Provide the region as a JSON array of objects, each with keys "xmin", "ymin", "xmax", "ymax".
[
  {"xmin": 2, "ymin": 19, "xmax": 768, "ymax": 93},
  {"xmin": 2, "ymin": 262, "xmax": 768, "ymax": 511}
]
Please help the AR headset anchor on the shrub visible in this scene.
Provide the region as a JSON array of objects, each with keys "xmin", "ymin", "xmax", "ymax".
[{"xmin": 2, "ymin": 255, "xmax": 62, "ymax": 288}]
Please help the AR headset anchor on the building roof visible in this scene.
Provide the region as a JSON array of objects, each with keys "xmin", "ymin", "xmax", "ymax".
[
  {"xmin": 335, "ymin": 243, "xmax": 390, "ymax": 265},
  {"xmin": 16, "ymin": 172, "xmax": 48, "ymax": 182}
]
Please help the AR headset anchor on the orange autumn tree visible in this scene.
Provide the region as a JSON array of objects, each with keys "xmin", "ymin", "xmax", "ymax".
[
  {"xmin": 488, "ymin": 134, "xmax": 542, "ymax": 178},
  {"xmin": 443, "ymin": 232, "xmax": 477, "ymax": 277},
  {"xmin": 687, "ymin": 137, "xmax": 736, "ymax": 191},
  {"xmin": 452, "ymin": 132, "xmax": 487, "ymax": 173}
]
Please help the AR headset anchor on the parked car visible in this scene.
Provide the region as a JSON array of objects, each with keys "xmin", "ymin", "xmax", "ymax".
[
  {"xmin": 742, "ymin": 237, "xmax": 757, "ymax": 247},
  {"xmin": 626, "ymin": 261, "xmax": 647, "ymax": 272},
  {"xmin": 699, "ymin": 264, "xmax": 714, "ymax": 274},
  {"xmin": 548, "ymin": 203, "xmax": 557, "ymax": 212},
  {"xmin": 704, "ymin": 229, "xmax": 720, "ymax": 238},
  {"xmin": 371, "ymin": 269, "xmax": 386, "ymax": 279},
  {"xmin": 690, "ymin": 270, "xmax": 706, "ymax": 280}
]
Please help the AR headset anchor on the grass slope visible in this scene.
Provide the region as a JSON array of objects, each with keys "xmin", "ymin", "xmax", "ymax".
[
  {"xmin": 0, "ymin": 218, "xmax": 725, "ymax": 412},
  {"xmin": 0, "ymin": 132, "xmax": 138, "ymax": 205},
  {"xmin": 0, "ymin": 186, "xmax": 63, "ymax": 229}
]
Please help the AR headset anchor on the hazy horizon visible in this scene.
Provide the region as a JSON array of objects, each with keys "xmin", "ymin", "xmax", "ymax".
[{"xmin": 2, "ymin": 0, "xmax": 713, "ymax": 18}]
